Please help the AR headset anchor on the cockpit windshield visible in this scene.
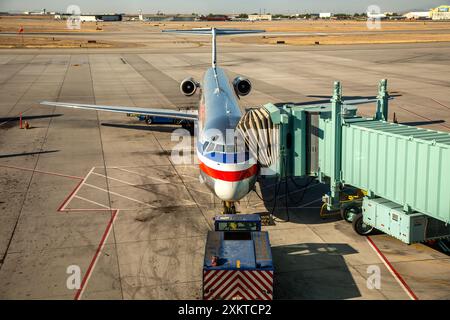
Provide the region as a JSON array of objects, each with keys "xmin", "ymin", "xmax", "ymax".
[
  {"xmin": 203, "ymin": 141, "xmax": 224, "ymax": 153},
  {"xmin": 203, "ymin": 141, "xmax": 246, "ymax": 154}
]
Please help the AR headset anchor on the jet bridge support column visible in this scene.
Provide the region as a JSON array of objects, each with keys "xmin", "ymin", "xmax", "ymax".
[
  {"xmin": 375, "ymin": 79, "xmax": 389, "ymax": 121},
  {"xmin": 327, "ymin": 81, "xmax": 343, "ymax": 211}
]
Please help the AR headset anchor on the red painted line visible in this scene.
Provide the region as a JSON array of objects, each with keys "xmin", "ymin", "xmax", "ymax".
[
  {"xmin": 199, "ymin": 161, "xmax": 258, "ymax": 182},
  {"xmin": 62, "ymin": 208, "xmax": 111, "ymax": 212},
  {"xmin": 0, "ymin": 164, "xmax": 84, "ymax": 180},
  {"xmin": 74, "ymin": 209, "xmax": 118, "ymax": 300},
  {"xmin": 367, "ymin": 236, "xmax": 419, "ymax": 300},
  {"xmin": 2, "ymin": 163, "xmax": 120, "ymax": 299},
  {"xmin": 57, "ymin": 178, "xmax": 85, "ymax": 212}
]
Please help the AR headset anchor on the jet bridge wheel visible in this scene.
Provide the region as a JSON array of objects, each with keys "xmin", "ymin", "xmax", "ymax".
[
  {"xmin": 352, "ymin": 213, "xmax": 374, "ymax": 236},
  {"xmin": 341, "ymin": 204, "xmax": 361, "ymax": 223}
]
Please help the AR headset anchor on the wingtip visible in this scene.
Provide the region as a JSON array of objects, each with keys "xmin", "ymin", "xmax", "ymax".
[{"xmin": 40, "ymin": 101, "xmax": 59, "ymax": 106}]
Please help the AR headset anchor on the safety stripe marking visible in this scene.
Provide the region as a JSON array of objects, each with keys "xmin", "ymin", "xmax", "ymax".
[
  {"xmin": 74, "ymin": 210, "xmax": 119, "ymax": 300},
  {"xmin": 203, "ymin": 270, "xmax": 273, "ymax": 300},
  {"xmin": 366, "ymin": 236, "xmax": 418, "ymax": 300}
]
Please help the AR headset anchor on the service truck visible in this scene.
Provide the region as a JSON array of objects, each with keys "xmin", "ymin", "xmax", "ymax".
[{"xmin": 202, "ymin": 214, "xmax": 273, "ymax": 300}]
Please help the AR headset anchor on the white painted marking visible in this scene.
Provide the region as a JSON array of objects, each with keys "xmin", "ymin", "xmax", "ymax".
[
  {"xmin": 114, "ymin": 167, "xmax": 169, "ymax": 184},
  {"xmin": 84, "ymin": 183, "xmax": 157, "ymax": 208},
  {"xmin": 60, "ymin": 167, "xmax": 95, "ymax": 211},
  {"xmin": 92, "ymin": 172, "xmax": 195, "ymax": 206},
  {"xmin": 91, "ymin": 172, "xmax": 136, "ymax": 186},
  {"xmin": 74, "ymin": 195, "xmax": 111, "ymax": 209}
]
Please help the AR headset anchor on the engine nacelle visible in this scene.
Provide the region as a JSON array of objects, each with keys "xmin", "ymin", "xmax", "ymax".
[
  {"xmin": 232, "ymin": 76, "xmax": 252, "ymax": 97},
  {"xmin": 180, "ymin": 77, "xmax": 198, "ymax": 96}
]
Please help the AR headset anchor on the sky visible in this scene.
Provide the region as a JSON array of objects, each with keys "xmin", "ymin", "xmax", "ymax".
[{"xmin": 0, "ymin": 0, "xmax": 447, "ymax": 14}]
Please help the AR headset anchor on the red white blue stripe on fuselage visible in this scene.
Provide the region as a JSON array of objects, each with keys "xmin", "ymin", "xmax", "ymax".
[{"xmin": 196, "ymin": 145, "xmax": 258, "ymax": 201}]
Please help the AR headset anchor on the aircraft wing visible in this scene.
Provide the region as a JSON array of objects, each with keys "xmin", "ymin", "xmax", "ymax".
[{"xmin": 40, "ymin": 101, "xmax": 198, "ymax": 121}]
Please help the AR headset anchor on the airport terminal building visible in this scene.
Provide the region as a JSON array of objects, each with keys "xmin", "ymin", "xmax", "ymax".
[
  {"xmin": 54, "ymin": 13, "xmax": 123, "ymax": 21},
  {"xmin": 431, "ymin": 5, "xmax": 450, "ymax": 20}
]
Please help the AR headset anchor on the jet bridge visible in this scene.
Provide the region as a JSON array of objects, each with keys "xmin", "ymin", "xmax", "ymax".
[{"xmin": 238, "ymin": 80, "xmax": 450, "ymax": 244}]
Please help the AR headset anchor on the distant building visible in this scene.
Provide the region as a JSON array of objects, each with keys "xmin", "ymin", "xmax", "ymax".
[
  {"xmin": 367, "ymin": 12, "xmax": 387, "ymax": 19},
  {"xmin": 24, "ymin": 10, "xmax": 47, "ymax": 15},
  {"xmin": 142, "ymin": 14, "xmax": 196, "ymax": 21},
  {"xmin": 55, "ymin": 13, "xmax": 123, "ymax": 22},
  {"xmin": 403, "ymin": 11, "xmax": 431, "ymax": 20},
  {"xmin": 248, "ymin": 14, "xmax": 272, "ymax": 21},
  {"xmin": 200, "ymin": 15, "xmax": 230, "ymax": 21},
  {"xmin": 319, "ymin": 13, "xmax": 332, "ymax": 19},
  {"xmin": 431, "ymin": 5, "xmax": 450, "ymax": 20},
  {"xmin": 171, "ymin": 15, "xmax": 197, "ymax": 21},
  {"xmin": 80, "ymin": 15, "xmax": 97, "ymax": 22}
]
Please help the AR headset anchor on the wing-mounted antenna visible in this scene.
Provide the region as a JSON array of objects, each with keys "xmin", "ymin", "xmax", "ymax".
[{"xmin": 162, "ymin": 28, "xmax": 265, "ymax": 69}]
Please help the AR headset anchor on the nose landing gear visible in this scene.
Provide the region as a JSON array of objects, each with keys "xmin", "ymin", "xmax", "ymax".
[{"xmin": 222, "ymin": 201, "xmax": 237, "ymax": 215}]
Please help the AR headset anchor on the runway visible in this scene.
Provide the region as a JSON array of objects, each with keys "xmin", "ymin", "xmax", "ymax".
[{"xmin": 0, "ymin": 36, "xmax": 449, "ymax": 299}]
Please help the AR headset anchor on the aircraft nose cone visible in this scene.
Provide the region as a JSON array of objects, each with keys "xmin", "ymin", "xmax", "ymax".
[{"xmin": 214, "ymin": 177, "xmax": 256, "ymax": 202}]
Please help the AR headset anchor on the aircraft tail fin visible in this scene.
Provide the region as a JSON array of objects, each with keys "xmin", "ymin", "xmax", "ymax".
[{"xmin": 163, "ymin": 28, "xmax": 265, "ymax": 68}]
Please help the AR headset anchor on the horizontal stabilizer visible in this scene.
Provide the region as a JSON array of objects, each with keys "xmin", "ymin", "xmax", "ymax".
[{"xmin": 162, "ymin": 28, "xmax": 265, "ymax": 35}]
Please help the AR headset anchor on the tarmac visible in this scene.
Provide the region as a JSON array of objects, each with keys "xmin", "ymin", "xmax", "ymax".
[{"xmin": 0, "ymin": 29, "xmax": 449, "ymax": 299}]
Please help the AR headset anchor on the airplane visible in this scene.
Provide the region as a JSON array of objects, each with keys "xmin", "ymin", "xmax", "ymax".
[
  {"xmin": 41, "ymin": 28, "xmax": 265, "ymax": 214},
  {"xmin": 40, "ymin": 28, "xmax": 385, "ymax": 215}
]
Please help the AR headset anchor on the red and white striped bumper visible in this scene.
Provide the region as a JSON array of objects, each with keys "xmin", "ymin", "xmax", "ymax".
[{"xmin": 203, "ymin": 269, "xmax": 273, "ymax": 300}]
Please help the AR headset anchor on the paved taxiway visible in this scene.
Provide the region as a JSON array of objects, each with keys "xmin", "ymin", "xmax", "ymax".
[{"xmin": 0, "ymin": 34, "xmax": 449, "ymax": 299}]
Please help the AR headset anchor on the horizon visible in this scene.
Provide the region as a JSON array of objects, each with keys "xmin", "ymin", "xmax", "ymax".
[{"xmin": 0, "ymin": 0, "xmax": 447, "ymax": 15}]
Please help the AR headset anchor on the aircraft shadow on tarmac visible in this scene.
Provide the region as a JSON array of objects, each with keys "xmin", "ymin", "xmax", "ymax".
[
  {"xmin": 272, "ymin": 243, "xmax": 361, "ymax": 299},
  {"xmin": 0, "ymin": 150, "xmax": 59, "ymax": 159},
  {"xmin": 0, "ymin": 114, "xmax": 63, "ymax": 129},
  {"xmin": 0, "ymin": 114, "xmax": 63, "ymax": 122},
  {"xmin": 101, "ymin": 122, "xmax": 180, "ymax": 134}
]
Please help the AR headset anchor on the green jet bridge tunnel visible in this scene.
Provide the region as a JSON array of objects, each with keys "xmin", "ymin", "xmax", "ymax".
[{"xmin": 237, "ymin": 79, "xmax": 450, "ymax": 244}]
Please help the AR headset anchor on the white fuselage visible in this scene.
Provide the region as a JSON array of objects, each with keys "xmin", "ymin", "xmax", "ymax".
[{"xmin": 196, "ymin": 67, "xmax": 257, "ymax": 202}]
